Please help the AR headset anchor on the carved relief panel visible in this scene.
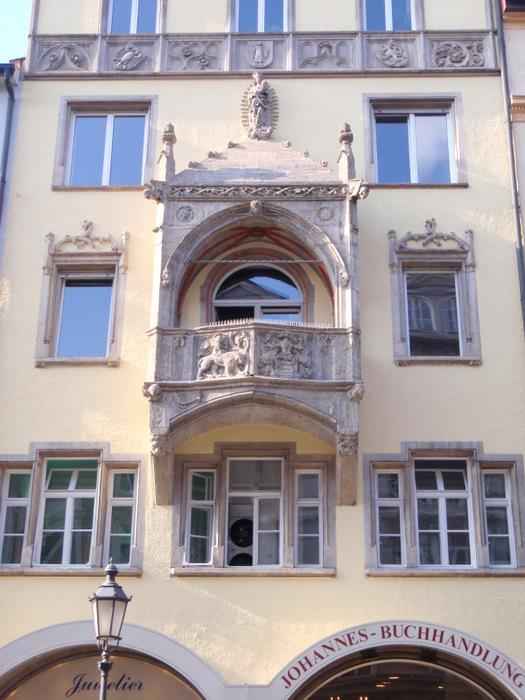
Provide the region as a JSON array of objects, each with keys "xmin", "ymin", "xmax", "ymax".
[{"xmin": 233, "ymin": 37, "xmax": 287, "ymax": 71}]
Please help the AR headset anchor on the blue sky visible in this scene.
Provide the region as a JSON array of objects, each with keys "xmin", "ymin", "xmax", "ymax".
[{"xmin": 0, "ymin": 0, "xmax": 33, "ymax": 63}]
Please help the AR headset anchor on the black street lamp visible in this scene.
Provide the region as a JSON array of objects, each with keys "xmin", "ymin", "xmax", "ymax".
[{"xmin": 90, "ymin": 560, "xmax": 132, "ymax": 700}]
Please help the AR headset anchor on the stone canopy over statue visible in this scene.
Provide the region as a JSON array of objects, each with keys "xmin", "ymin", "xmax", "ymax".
[{"xmin": 241, "ymin": 72, "xmax": 279, "ymax": 140}]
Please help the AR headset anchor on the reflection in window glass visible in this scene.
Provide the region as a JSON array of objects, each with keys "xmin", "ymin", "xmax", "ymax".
[
  {"xmin": 1, "ymin": 472, "xmax": 31, "ymax": 565},
  {"xmin": 237, "ymin": 0, "xmax": 285, "ymax": 31},
  {"xmin": 110, "ymin": 0, "xmax": 157, "ymax": 33},
  {"xmin": 414, "ymin": 114, "xmax": 450, "ymax": 183},
  {"xmin": 376, "ymin": 117, "xmax": 410, "ymax": 183},
  {"xmin": 109, "ymin": 116, "xmax": 146, "ymax": 185},
  {"xmin": 265, "ymin": 0, "xmax": 284, "ymax": 31},
  {"xmin": 238, "ymin": 0, "xmax": 259, "ymax": 31},
  {"xmin": 137, "ymin": 0, "xmax": 157, "ymax": 32},
  {"xmin": 57, "ymin": 278, "xmax": 113, "ymax": 358},
  {"xmin": 69, "ymin": 116, "xmax": 107, "ymax": 186},
  {"xmin": 365, "ymin": 0, "xmax": 412, "ymax": 30},
  {"xmin": 483, "ymin": 471, "xmax": 514, "ymax": 567}
]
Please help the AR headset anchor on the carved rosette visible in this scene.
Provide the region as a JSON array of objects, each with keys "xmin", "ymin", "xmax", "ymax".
[
  {"xmin": 258, "ymin": 332, "xmax": 312, "ymax": 379},
  {"xmin": 197, "ymin": 331, "xmax": 250, "ymax": 380},
  {"xmin": 431, "ymin": 41, "xmax": 484, "ymax": 69}
]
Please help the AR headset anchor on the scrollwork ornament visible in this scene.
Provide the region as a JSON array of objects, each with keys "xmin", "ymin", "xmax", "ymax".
[
  {"xmin": 431, "ymin": 41, "xmax": 484, "ymax": 69},
  {"xmin": 376, "ymin": 39, "xmax": 408, "ymax": 68}
]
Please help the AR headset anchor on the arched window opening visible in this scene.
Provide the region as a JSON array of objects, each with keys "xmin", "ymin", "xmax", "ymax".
[
  {"xmin": 213, "ymin": 266, "xmax": 303, "ymax": 323},
  {"xmin": 308, "ymin": 660, "xmax": 495, "ymax": 699}
]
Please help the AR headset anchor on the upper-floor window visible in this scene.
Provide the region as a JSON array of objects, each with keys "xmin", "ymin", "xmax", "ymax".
[
  {"xmin": 236, "ymin": 0, "xmax": 288, "ymax": 32},
  {"xmin": 213, "ymin": 267, "xmax": 303, "ymax": 323},
  {"xmin": 109, "ymin": 0, "xmax": 158, "ymax": 33},
  {"xmin": 365, "ymin": 0, "xmax": 414, "ymax": 30},
  {"xmin": 0, "ymin": 471, "xmax": 32, "ymax": 565}
]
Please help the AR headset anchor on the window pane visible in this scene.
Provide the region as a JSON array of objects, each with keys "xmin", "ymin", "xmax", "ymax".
[
  {"xmin": 265, "ymin": 0, "xmax": 284, "ymax": 31},
  {"xmin": 378, "ymin": 506, "xmax": 400, "ymax": 535},
  {"xmin": 446, "ymin": 498, "xmax": 468, "ymax": 530},
  {"xmin": 417, "ymin": 498, "xmax": 439, "ymax": 530},
  {"xmin": 110, "ymin": 536, "xmax": 131, "ymax": 564},
  {"xmin": 111, "ymin": 506, "xmax": 133, "ymax": 535},
  {"xmin": 114, "ymin": 473, "xmax": 135, "ymax": 498},
  {"xmin": 7, "ymin": 474, "xmax": 30, "ymax": 499},
  {"xmin": 259, "ymin": 499, "xmax": 279, "ymax": 531},
  {"xmin": 298, "ymin": 506, "xmax": 319, "ymax": 535},
  {"xmin": 406, "ymin": 274, "xmax": 460, "ymax": 356},
  {"xmin": 43, "ymin": 499, "xmax": 66, "ymax": 529},
  {"xmin": 488, "ymin": 537, "xmax": 511, "ymax": 566},
  {"xmin": 297, "ymin": 473, "xmax": 319, "ymax": 499},
  {"xmin": 229, "ymin": 460, "xmax": 281, "ymax": 491},
  {"xmin": 366, "ymin": 0, "xmax": 386, "ymax": 29},
  {"xmin": 379, "ymin": 536, "xmax": 402, "ymax": 566},
  {"xmin": 442, "ymin": 471, "xmax": 466, "ymax": 491},
  {"xmin": 392, "ymin": 0, "xmax": 412, "ymax": 29},
  {"xmin": 191, "ymin": 472, "xmax": 214, "ymax": 501},
  {"xmin": 73, "ymin": 498, "xmax": 95, "ymax": 529},
  {"xmin": 419, "ymin": 532, "xmax": 441, "ymax": 565},
  {"xmin": 1, "ymin": 535, "xmax": 24, "ymax": 564},
  {"xmin": 484, "ymin": 473, "xmax": 506, "ymax": 499},
  {"xmin": 238, "ymin": 0, "xmax": 258, "ymax": 31},
  {"xmin": 190, "ymin": 507, "xmax": 210, "ymax": 538},
  {"xmin": 217, "ymin": 270, "xmax": 300, "ymax": 301},
  {"xmin": 376, "ymin": 117, "xmax": 410, "ymax": 183},
  {"xmin": 486, "ymin": 507, "xmax": 509, "ymax": 535},
  {"xmin": 110, "ymin": 0, "xmax": 132, "ymax": 33},
  {"xmin": 258, "ymin": 532, "xmax": 279, "ymax": 565},
  {"xmin": 4, "ymin": 506, "xmax": 27, "ymax": 535},
  {"xmin": 414, "ymin": 114, "xmax": 451, "ymax": 183},
  {"xmin": 40, "ymin": 533, "xmax": 64, "ymax": 564},
  {"xmin": 447, "ymin": 532, "xmax": 471, "ymax": 565},
  {"xmin": 297, "ymin": 537, "xmax": 319, "ymax": 566},
  {"xmin": 70, "ymin": 531, "xmax": 92, "ymax": 565},
  {"xmin": 189, "ymin": 535, "xmax": 209, "ymax": 565},
  {"xmin": 377, "ymin": 473, "xmax": 399, "ymax": 499},
  {"xmin": 137, "ymin": 0, "xmax": 157, "ymax": 32},
  {"xmin": 76, "ymin": 470, "xmax": 97, "ymax": 490},
  {"xmin": 48, "ymin": 470, "xmax": 73, "ymax": 490},
  {"xmin": 57, "ymin": 279, "xmax": 113, "ymax": 358},
  {"xmin": 415, "ymin": 470, "xmax": 437, "ymax": 491},
  {"xmin": 69, "ymin": 116, "xmax": 107, "ymax": 186},
  {"xmin": 261, "ymin": 310, "xmax": 301, "ymax": 322},
  {"xmin": 109, "ymin": 115, "xmax": 145, "ymax": 186}
]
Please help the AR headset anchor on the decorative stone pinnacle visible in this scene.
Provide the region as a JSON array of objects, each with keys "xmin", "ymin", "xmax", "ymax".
[
  {"xmin": 339, "ymin": 123, "xmax": 354, "ymax": 146},
  {"xmin": 162, "ymin": 122, "xmax": 176, "ymax": 145}
]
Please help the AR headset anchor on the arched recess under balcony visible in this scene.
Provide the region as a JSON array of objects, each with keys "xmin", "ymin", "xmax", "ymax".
[{"xmin": 158, "ymin": 201, "xmax": 352, "ymax": 330}]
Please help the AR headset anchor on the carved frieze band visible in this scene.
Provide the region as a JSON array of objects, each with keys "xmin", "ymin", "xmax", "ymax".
[
  {"xmin": 28, "ymin": 31, "xmax": 493, "ymax": 75},
  {"xmin": 144, "ymin": 182, "xmax": 348, "ymax": 202}
]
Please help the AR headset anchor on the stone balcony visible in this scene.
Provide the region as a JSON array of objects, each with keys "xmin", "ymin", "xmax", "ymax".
[{"xmin": 26, "ymin": 30, "xmax": 496, "ymax": 77}]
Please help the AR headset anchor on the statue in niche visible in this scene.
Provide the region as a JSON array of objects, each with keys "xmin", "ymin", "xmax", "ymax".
[{"xmin": 242, "ymin": 72, "xmax": 278, "ymax": 140}]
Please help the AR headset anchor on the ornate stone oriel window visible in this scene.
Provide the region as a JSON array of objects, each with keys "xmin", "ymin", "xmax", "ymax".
[
  {"xmin": 53, "ymin": 97, "xmax": 157, "ymax": 188},
  {"xmin": 235, "ymin": 0, "xmax": 289, "ymax": 32},
  {"xmin": 107, "ymin": 0, "xmax": 159, "ymax": 33},
  {"xmin": 388, "ymin": 219, "xmax": 481, "ymax": 365},
  {"xmin": 175, "ymin": 444, "xmax": 335, "ymax": 575},
  {"xmin": 35, "ymin": 221, "xmax": 128, "ymax": 367},
  {"xmin": 364, "ymin": 96, "xmax": 466, "ymax": 185},
  {"xmin": 0, "ymin": 447, "xmax": 142, "ymax": 572},
  {"xmin": 364, "ymin": 444, "xmax": 525, "ymax": 574}
]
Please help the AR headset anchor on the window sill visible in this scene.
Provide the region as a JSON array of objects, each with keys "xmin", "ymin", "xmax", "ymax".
[
  {"xmin": 0, "ymin": 567, "xmax": 142, "ymax": 577},
  {"xmin": 35, "ymin": 357, "xmax": 121, "ymax": 368},
  {"xmin": 366, "ymin": 568, "xmax": 525, "ymax": 578},
  {"xmin": 171, "ymin": 566, "xmax": 336, "ymax": 578},
  {"xmin": 394, "ymin": 356, "xmax": 481, "ymax": 366},
  {"xmin": 369, "ymin": 182, "xmax": 468, "ymax": 188}
]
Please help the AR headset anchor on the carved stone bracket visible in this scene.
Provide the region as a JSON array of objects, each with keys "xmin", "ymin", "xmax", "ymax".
[
  {"xmin": 376, "ymin": 39, "xmax": 409, "ymax": 68},
  {"xmin": 347, "ymin": 178, "xmax": 369, "ymax": 200},
  {"xmin": 142, "ymin": 383, "xmax": 163, "ymax": 402},
  {"xmin": 150, "ymin": 433, "xmax": 169, "ymax": 456},
  {"xmin": 431, "ymin": 40, "xmax": 485, "ymax": 69}
]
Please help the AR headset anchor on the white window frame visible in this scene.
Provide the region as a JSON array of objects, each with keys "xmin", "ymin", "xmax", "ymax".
[
  {"xmin": 107, "ymin": 0, "xmax": 159, "ymax": 33},
  {"xmin": 235, "ymin": 0, "xmax": 289, "ymax": 32},
  {"xmin": 34, "ymin": 461, "xmax": 99, "ymax": 568},
  {"xmin": 364, "ymin": 445, "xmax": 525, "ymax": 574},
  {"xmin": 66, "ymin": 112, "xmax": 148, "ymax": 187},
  {"xmin": 104, "ymin": 469, "xmax": 138, "ymax": 567},
  {"xmin": 364, "ymin": 0, "xmax": 415, "ymax": 30},
  {"xmin": 294, "ymin": 469, "xmax": 323, "ymax": 568},
  {"xmin": 0, "ymin": 470, "xmax": 32, "ymax": 567},
  {"xmin": 403, "ymin": 269, "xmax": 464, "ymax": 357},
  {"xmin": 184, "ymin": 470, "xmax": 216, "ymax": 566},
  {"xmin": 375, "ymin": 468, "xmax": 406, "ymax": 568},
  {"xmin": 53, "ymin": 270, "xmax": 116, "ymax": 359}
]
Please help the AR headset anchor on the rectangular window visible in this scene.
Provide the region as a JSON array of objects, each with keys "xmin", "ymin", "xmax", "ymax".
[
  {"xmin": 55, "ymin": 273, "xmax": 114, "ymax": 358},
  {"xmin": 295, "ymin": 470, "xmax": 323, "ymax": 567},
  {"xmin": 185, "ymin": 471, "xmax": 215, "ymax": 565},
  {"xmin": 375, "ymin": 470, "xmax": 405, "ymax": 567},
  {"xmin": 68, "ymin": 113, "xmax": 146, "ymax": 187},
  {"xmin": 367, "ymin": 449, "xmax": 522, "ymax": 573},
  {"xmin": 109, "ymin": 0, "xmax": 158, "ymax": 33},
  {"xmin": 375, "ymin": 111, "xmax": 454, "ymax": 184},
  {"xmin": 0, "ymin": 471, "xmax": 31, "ymax": 565},
  {"xmin": 365, "ymin": 0, "xmax": 413, "ymax": 30},
  {"xmin": 105, "ymin": 471, "xmax": 137, "ymax": 565},
  {"xmin": 405, "ymin": 271, "xmax": 461, "ymax": 357},
  {"xmin": 37, "ymin": 460, "xmax": 99, "ymax": 567},
  {"xmin": 237, "ymin": 0, "xmax": 287, "ymax": 32}
]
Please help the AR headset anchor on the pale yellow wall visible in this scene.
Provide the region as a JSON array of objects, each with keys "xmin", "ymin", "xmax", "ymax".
[
  {"xmin": 35, "ymin": 0, "xmax": 101, "ymax": 34},
  {"xmin": 423, "ymin": 0, "xmax": 490, "ymax": 30},
  {"xmin": 166, "ymin": 0, "xmax": 229, "ymax": 33},
  {"xmin": 296, "ymin": 0, "xmax": 356, "ymax": 32},
  {"xmin": 175, "ymin": 424, "xmax": 335, "ymax": 454}
]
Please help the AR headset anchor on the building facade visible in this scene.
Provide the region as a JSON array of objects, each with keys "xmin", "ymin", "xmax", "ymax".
[{"xmin": 1, "ymin": 0, "xmax": 525, "ymax": 698}]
